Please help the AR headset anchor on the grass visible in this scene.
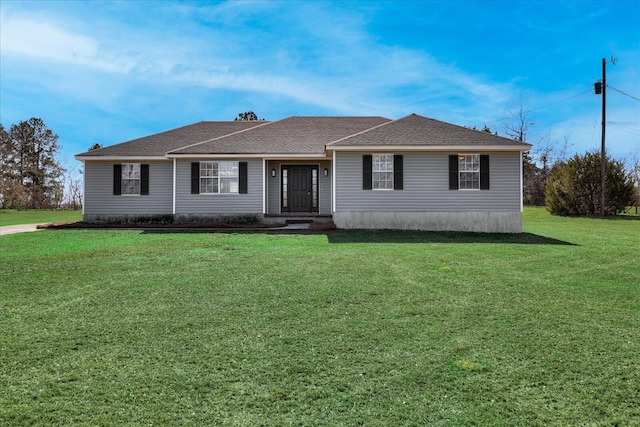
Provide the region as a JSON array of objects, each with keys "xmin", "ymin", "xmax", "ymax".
[
  {"xmin": 0, "ymin": 209, "xmax": 82, "ymax": 226},
  {"xmin": 1, "ymin": 207, "xmax": 638, "ymax": 426}
]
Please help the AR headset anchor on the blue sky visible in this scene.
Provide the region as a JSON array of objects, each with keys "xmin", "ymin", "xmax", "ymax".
[{"xmin": 1, "ymin": 0, "xmax": 639, "ymax": 167}]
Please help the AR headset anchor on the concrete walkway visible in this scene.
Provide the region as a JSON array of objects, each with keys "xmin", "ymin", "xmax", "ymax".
[
  {"xmin": 0, "ymin": 222, "xmax": 310, "ymax": 235},
  {"xmin": 0, "ymin": 223, "xmax": 44, "ymax": 236}
]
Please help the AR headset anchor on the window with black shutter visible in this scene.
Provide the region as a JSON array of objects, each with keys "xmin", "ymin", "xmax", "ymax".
[{"xmin": 363, "ymin": 154, "xmax": 403, "ymax": 190}]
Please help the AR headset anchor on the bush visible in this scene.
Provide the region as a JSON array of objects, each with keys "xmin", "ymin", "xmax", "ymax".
[{"xmin": 545, "ymin": 151, "xmax": 635, "ymax": 216}]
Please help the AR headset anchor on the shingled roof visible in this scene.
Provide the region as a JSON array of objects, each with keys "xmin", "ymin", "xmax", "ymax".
[
  {"xmin": 76, "ymin": 114, "xmax": 530, "ymax": 159},
  {"xmin": 327, "ymin": 114, "xmax": 531, "ymax": 149},
  {"xmin": 168, "ymin": 116, "xmax": 391, "ymax": 155},
  {"xmin": 76, "ymin": 121, "xmax": 265, "ymax": 157}
]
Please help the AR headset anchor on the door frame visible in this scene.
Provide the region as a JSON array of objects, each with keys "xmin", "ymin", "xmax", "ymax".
[{"xmin": 280, "ymin": 163, "xmax": 320, "ymax": 214}]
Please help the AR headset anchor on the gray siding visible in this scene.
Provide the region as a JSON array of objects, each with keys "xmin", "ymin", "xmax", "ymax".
[
  {"xmin": 266, "ymin": 160, "xmax": 332, "ymax": 215},
  {"xmin": 84, "ymin": 161, "xmax": 173, "ymax": 215},
  {"xmin": 175, "ymin": 159, "xmax": 263, "ymax": 214},
  {"xmin": 335, "ymin": 152, "xmax": 521, "ymax": 212}
]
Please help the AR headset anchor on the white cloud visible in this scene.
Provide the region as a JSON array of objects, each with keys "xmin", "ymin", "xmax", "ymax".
[
  {"xmin": 0, "ymin": 4, "xmax": 518, "ymax": 123},
  {"xmin": 1, "ymin": 16, "xmax": 136, "ymax": 74}
]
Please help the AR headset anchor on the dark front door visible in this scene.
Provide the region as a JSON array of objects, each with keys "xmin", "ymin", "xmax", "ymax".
[{"xmin": 283, "ymin": 165, "xmax": 318, "ymax": 213}]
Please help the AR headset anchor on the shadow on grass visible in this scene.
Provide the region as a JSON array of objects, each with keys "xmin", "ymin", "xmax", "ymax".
[
  {"xmin": 140, "ymin": 228, "xmax": 577, "ymax": 245},
  {"xmin": 603, "ymin": 214, "xmax": 640, "ymax": 221},
  {"xmin": 45, "ymin": 221, "xmax": 576, "ymax": 245},
  {"xmin": 323, "ymin": 230, "xmax": 577, "ymax": 245}
]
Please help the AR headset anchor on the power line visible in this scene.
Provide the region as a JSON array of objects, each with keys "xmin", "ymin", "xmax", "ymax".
[
  {"xmin": 608, "ymin": 85, "xmax": 640, "ymax": 102},
  {"xmin": 479, "ymin": 87, "xmax": 593, "ymax": 126},
  {"xmin": 607, "ymin": 122, "xmax": 640, "ymax": 137}
]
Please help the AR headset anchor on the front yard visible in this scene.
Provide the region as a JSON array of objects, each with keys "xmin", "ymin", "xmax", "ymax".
[
  {"xmin": 0, "ymin": 209, "xmax": 82, "ymax": 226},
  {"xmin": 1, "ymin": 208, "xmax": 638, "ymax": 425}
]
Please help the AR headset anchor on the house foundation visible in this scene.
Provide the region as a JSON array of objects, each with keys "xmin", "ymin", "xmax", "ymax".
[{"xmin": 333, "ymin": 211, "xmax": 523, "ymax": 233}]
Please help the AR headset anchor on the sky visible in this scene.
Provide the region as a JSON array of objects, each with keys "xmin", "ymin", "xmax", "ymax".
[{"xmin": 1, "ymin": 0, "xmax": 639, "ymax": 168}]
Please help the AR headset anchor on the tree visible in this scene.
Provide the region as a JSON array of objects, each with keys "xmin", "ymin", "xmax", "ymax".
[
  {"xmin": 522, "ymin": 134, "xmax": 571, "ymax": 206},
  {"xmin": 234, "ymin": 111, "xmax": 263, "ymax": 121},
  {"xmin": 0, "ymin": 124, "xmax": 27, "ymax": 208},
  {"xmin": 61, "ymin": 158, "xmax": 83, "ymax": 210},
  {"xmin": 502, "ymin": 94, "xmax": 535, "ymax": 143},
  {"xmin": 501, "ymin": 95, "xmax": 571, "ymax": 206},
  {"xmin": 501, "ymin": 94, "xmax": 548, "ymax": 205},
  {"xmin": 545, "ymin": 151, "xmax": 635, "ymax": 216},
  {"xmin": 625, "ymin": 149, "xmax": 640, "ymax": 210},
  {"xmin": 0, "ymin": 118, "xmax": 65, "ymax": 208}
]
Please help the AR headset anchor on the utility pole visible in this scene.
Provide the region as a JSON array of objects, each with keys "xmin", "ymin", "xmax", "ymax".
[
  {"xmin": 601, "ymin": 57, "xmax": 606, "ymax": 216},
  {"xmin": 594, "ymin": 57, "xmax": 615, "ymax": 216}
]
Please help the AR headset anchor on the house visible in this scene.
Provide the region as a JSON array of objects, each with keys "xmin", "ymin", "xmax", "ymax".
[{"xmin": 75, "ymin": 114, "xmax": 532, "ymax": 232}]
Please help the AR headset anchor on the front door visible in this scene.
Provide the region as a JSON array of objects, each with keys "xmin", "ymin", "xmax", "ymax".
[{"xmin": 283, "ymin": 165, "xmax": 318, "ymax": 213}]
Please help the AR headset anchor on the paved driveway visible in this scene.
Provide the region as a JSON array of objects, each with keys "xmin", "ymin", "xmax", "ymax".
[{"xmin": 0, "ymin": 224, "xmax": 44, "ymax": 236}]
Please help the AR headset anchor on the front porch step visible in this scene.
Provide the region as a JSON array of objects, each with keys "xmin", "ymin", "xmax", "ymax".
[
  {"xmin": 285, "ymin": 219, "xmax": 314, "ymax": 224},
  {"xmin": 262, "ymin": 215, "xmax": 333, "ymax": 225}
]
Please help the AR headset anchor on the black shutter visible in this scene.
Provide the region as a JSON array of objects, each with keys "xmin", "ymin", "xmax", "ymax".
[
  {"xmin": 191, "ymin": 162, "xmax": 200, "ymax": 194},
  {"xmin": 140, "ymin": 164, "xmax": 149, "ymax": 195},
  {"xmin": 239, "ymin": 162, "xmax": 248, "ymax": 194},
  {"xmin": 363, "ymin": 155, "xmax": 372, "ymax": 190},
  {"xmin": 113, "ymin": 164, "xmax": 122, "ymax": 195},
  {"xmin": 393, "ymin": 154, "xmax": 403, "ymax": 190},
  {"xmin": 480, "ymin": 155, "xmax": 490, "ymax": 190},
  {"xmin": 449, "ymin": 155, "xmax": 459, "ymax": 190}
]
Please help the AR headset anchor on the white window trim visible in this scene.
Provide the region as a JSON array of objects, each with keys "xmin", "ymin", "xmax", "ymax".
[
  {"xmin": 372, "ymin": 153, "xmax": 394, "ymax": 191},
  {"xmin": 458, "ymin": 154, "xmax": 481, "ymax": 191},
  {"xmin": 199, "ymin": 161, "xmax": 240, "ymax": 195},
  {"xmin": 122, "ymin": 163, "xmax": 141, "ymax": 196}
]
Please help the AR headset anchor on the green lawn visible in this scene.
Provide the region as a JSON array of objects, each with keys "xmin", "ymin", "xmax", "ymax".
[
  {"xmin": 1, "ymin": 208, "xmax": 638, "ymax": 426},
  {"xmin": 0, "ymin": 209, "xmax": 82, "ymax": 226}
]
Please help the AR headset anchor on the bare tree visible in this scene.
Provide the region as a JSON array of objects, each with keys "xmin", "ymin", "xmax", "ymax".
[
  {"xmin": 502, "ymin": 93, "xmax": 535, "ymax": 143},
  {"xmin": 501, "ymin": 94, "xmax": 571, "ymax": 206},
  {"xmin": 62, "ymin": 159, "xmax": 83, "ymax": 210},
  {"xmin": 625, "ymin": 148, "xmax": 640, "ymax": 208}
]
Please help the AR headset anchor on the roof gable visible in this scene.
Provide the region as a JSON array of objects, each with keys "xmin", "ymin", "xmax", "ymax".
[
  {"xmin": 76, "ymin": 121, "xmax": 265, "ymax": 157},
  {"xmin": 168, "ymin": 116, "xmax": 391, "ymax": 155},
  {"xmin": 327, "ymin": 114, "xmax": 531, "ymax": 148}
]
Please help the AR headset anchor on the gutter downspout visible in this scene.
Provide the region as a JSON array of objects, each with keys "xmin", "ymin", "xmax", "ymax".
[
  {"xmin": 520, "ymin": 152, "xmax": 524, "ymax": 213},
  {"xmin": 262, "ymin": 159, "xmax": 266, "ymax": 215},
  {"xmin": 332, "ymin": 150, "xmax": 336, "ymax": 213},
  {"xmin": 172, "ymin": 158, "xmax": 176, "ymax": 215},
  {"xmin": 81, "ymin": 160, "xmax": 85, "ymax": 216}
]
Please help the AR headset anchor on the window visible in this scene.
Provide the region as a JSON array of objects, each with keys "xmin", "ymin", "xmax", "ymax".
[
  {"xmin": 200, "ymin": 161, "xmax": 239, "ymax": 194},
  {"xmin": 114, "ymin": 163, "xmax": 148, "ymax": 196},
  {"xmin": 459, "ymin": 154, "xmax": 480, "ymax": 189},
  {"xmin": 282, "ymin": 168, "xmax": 288, "ymax": 208},
  {"xmin": 191, "ymin": 162, "xmax": 247, "ymax": 195},
  {"xmin": 372, "ymin": 154, "xmax": 393, "ymax": 190},
  {"xmin": 312, "ymin": 168, "xmax": 318, "ymax": 208},
  {"xmin": 363, "ymin": 154, "xmax": 403, "ymax": 190},
  {"xmin": 449, "ymin": 154, "xmax": 489, "ymax": 190},
  {"xmin": 122, "ymin": 163, "xmax": 140, "ymax": 194}
]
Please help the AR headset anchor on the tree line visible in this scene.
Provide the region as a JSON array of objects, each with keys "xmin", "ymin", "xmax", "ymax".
[
  {"xmin": 0, "ymin": 118, "xmax": 68, "ymax": 209},
  {"xmin": 501, "ymin": 101, "xmax": 637, "ymax": 215}
]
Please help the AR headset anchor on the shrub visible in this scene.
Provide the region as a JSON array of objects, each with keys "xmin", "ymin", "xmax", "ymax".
[{"xmin": 545, "ymin": 151, "xmax": 635, "ymax": 216}]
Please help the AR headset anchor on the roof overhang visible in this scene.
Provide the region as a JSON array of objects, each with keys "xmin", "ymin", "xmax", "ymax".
[
  {"xmin": 326, "ymin": 144, "xmax": 532, "ymax": 152},
  {"xmin": 74, "ymin": 155, "xmax": 170, "ymax": 161},
  {"xmin": 166, "ymin": 153, "xmax": 330, "ymax": 159}
]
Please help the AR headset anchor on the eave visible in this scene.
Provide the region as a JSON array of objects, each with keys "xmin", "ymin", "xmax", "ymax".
[
  {"xmin": 75, "ymin": 155, "xmax": 170, "ymax": 161},
  {"xmin": 325, "ymin": 144, "xmax": 532, "ymax": 152},
  {"xmin": 166, "ymin": 153, "xmax": 331, "ymax": 159}
]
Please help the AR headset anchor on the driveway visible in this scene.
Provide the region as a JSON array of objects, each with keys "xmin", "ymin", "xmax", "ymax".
[{"xmin": 0, "ymin": 224, "xmax": 44, "ymax": 236}]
